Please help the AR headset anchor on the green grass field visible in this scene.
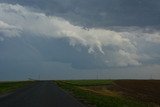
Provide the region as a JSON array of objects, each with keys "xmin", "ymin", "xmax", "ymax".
[
  {"xmin": 65, "ymin": 80, "xmax": 113, "ymax": 86},
  {"xmin": 0, "ymin": 81, "xmax": 33, "ymax": 95},
  {"xmin": 55, "ymin": 80, "xmax": 155, "ymax": 107}
]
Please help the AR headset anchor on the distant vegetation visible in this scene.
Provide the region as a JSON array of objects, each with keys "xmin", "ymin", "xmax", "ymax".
[
  {"xmin": 0, "ymin": 81, "xmax": 33, "ymax": 95},
  {"xmin": 55, "ymin": 80, "xmax": 157, "ymax": 107}
]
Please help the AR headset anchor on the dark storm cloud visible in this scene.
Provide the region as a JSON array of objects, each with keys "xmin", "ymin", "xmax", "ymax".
[
  {"xmin": 0, "ymin": 1, "xmax": 160, "ymax": 81},
  {"xmin": 0, "ymin": 0, "xmax": 160, "ymax": 27},
  {"xmin": 0, "ymin": 3, "xmax": 160, "ymax": 69}
]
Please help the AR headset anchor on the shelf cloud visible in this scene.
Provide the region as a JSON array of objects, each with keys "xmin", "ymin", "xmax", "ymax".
[{"xmin": 0, "ymin": 3, "xmax": 160, "ymax": 69}]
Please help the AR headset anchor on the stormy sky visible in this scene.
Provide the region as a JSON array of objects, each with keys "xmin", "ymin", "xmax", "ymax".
[{"xmin": 0, "ymin": 0, "xmax": 160, "ymax": 80}]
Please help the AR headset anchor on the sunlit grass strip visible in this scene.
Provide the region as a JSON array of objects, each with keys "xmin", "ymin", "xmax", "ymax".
[{"xmin": 79, "ymin": 86, "xmax": 119, "ymax": 97}]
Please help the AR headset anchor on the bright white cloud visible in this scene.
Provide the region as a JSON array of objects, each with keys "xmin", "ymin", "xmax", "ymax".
[
  {"xmin": 145, "ymin": 33, "xmax": 160, "ymax": 44},
  {"xmin": 0, "ymin": 20, "xmax": 21, "ymax": 37},
  {"xmin": 0, "ymin": 3, "xmax": 160, "ymax": 68}
]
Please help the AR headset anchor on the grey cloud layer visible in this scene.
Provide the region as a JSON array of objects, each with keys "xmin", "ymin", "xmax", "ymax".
[
  {"xmin": 1, "ymin": 0, "xmax": 160, "ymax": 27},
  {"xmin": 0, "ymin": 3, "xmax": 160, "ymax": 69}
]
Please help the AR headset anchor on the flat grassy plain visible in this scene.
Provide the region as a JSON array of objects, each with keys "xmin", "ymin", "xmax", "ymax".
[
  {"xmin": 55, "ymin": 80, "xmax": 158, "ymax": 107},
  {"xmin": 0, "ymin": 81, "xmax": 33, "ymax": 95},
  {"xmin": 65, "ymin": 80, "xmax": 113, "ymax": 86}
]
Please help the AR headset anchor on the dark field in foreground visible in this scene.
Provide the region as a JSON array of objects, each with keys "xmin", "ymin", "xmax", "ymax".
[
  {"xmin": 56, "ymin": 80, "xmax": 160, "ymax": 107},
  {"xmin": 110, "ymin": 80, "xmax": 160, "ymax": 104}
]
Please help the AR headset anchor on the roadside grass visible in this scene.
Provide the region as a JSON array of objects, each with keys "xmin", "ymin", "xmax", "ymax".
[
  {"xmin": 65, "ymin": 80, "xmax": 113, "ymax": 86},
  {"xmin": 0, "ymin": 81, "xmax": 33, "ymax": 95},
  {"xmin": 55, "ymin": 80, "xmax": 155, "ymax": 107}
]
